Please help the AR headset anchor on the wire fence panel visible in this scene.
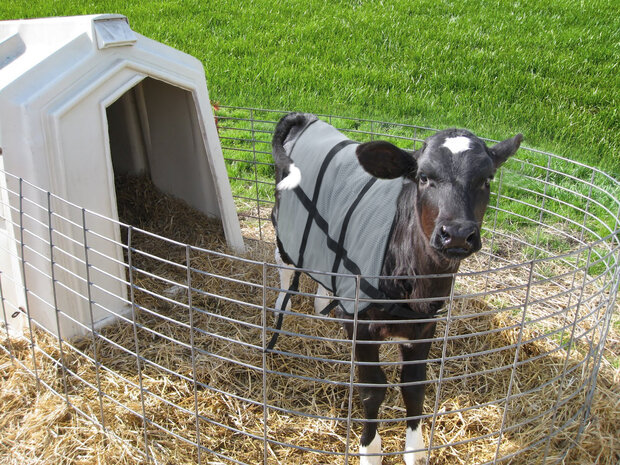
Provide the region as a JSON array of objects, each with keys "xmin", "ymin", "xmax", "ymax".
[{"xmin": 1, "ymin": 107, "xmax": 618, "ymax": 465}]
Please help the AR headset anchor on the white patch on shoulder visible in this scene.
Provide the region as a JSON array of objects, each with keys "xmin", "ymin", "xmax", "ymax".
[
  {"xmin": 441, "ymin": 136, "xmax": 471, "ymax": 154},
  {"xmin": 359, "ymin": 432, "xmax": 382, "ymax": 465},
  {"xmin": 404, "ymin": 424, "xmax": 425, "ymax": 465},
  {"xmin": 276, "ymin": 163, "xmax": 302, "ymax": 190}
]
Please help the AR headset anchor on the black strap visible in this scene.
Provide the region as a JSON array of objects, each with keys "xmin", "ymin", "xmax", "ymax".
[
  {"xmin": 266, "ymin": 140, "xmax": 356, "ymax": 352},
  {"xmin": 320, "ymin": 298, "xmax": 445, "ymax": 318},
  {"xmin": 292, "ymin": 186, "xmax": 383, "ymax": 300},
  {"xmin": 330, "ymin": 177, "xmax": 377, "ymax": 293},
  {"xmin": 297, "ymin": 139, "xmax": 357, "ymax": 270},
  {"xmin": 294, "ymin": 183, "xmax": 446, "ymax": 320}
]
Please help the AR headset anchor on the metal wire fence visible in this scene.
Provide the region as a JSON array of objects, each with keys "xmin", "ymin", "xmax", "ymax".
[{"xmin": 1, "ymin": 106, "xmax": 618, "ymax": 464}]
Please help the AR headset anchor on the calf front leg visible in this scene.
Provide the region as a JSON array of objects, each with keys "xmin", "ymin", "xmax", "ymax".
[
  {"xmin": 356, "ymin": 337, "xmax": 387, "ymax": 465},
  {"xmin": 400, "ymin": 336, "xmax": 434, "ymax": 465},
  {"xmin": 340, "ymin": 318, "xmax": 388, "ymax": 465}
]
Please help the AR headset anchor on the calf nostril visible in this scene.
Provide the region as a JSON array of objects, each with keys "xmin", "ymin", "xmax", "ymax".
[
  {"xmin": 439, "ymin": 226, "xmax": 451, "ymax": 242},
  {"xmin": 466, "ymin": 231, "xmax": 477, "ymax": 245}
]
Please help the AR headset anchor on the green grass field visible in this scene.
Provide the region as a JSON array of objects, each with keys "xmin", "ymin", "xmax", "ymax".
[
  {"xmin": 2, "ymin": 1, "xmax": 618, "ymax": 243},
  {"xmin": 2, "ymin": 0, "xmax": 618, "ymax": 176}
]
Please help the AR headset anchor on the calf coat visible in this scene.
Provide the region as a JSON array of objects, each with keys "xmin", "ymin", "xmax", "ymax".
[
  {"xmin": 271, "ymin": 112, "xmax": 523, "ymax": 465},
  {"xmin": 274, "ymin": 118, "xmax": 405, "ymax": 316}
]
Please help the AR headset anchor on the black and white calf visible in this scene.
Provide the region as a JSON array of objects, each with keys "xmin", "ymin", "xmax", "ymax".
[{"xmin": 270, "ymin": 113, "xmax": 521, "ymax": 464}]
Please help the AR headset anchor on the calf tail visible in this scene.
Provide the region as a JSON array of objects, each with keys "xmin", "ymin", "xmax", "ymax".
[{"xmin": 272, "ymin": 112, "xmax": 318, "ymax": 190}]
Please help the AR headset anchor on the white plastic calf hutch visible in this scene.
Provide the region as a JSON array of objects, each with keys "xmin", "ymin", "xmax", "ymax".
[{"xmin": 0, "ymin": 14, "xmax": 244, "ymax": 339}]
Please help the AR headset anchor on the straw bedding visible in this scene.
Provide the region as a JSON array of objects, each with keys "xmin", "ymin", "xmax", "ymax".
[{"xmin": 1, "ymin": 176, "xmax": 618, "ymax": 465}]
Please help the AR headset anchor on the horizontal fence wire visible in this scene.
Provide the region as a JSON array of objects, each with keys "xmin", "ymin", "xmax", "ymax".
[{"xmin": 0, "ymin": 106, "xmax": 618, "ymax": 465}]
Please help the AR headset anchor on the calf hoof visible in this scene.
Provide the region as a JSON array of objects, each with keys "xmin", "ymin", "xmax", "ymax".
[
  {"xmin": 404, "ymin": 425, "xmax": 425, "ymax": 465},
  {"xmin": 359, "ymin": 432, "xmax": 382, "ymax": 465}
]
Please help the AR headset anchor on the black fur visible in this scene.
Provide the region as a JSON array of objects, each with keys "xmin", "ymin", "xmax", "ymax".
[{"xmin": 356, "ymin": 141, "xmax": 417, "ymax": 179}]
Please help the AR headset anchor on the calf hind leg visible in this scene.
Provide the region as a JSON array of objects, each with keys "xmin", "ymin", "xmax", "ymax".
[
  {"xmin": 274, "ymin": 247, "xmax": 294, "ymax": 311},
  {"xmin": 314, "ymin": 283, "xmax": 332, "ymax": 314}
]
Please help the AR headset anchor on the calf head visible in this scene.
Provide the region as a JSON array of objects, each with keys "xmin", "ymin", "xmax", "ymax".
[{"xmin": 357, "ymin": 129, "xmax": 522, "ymax": 260}]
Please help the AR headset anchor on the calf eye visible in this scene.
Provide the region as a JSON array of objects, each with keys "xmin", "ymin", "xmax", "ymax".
[
  {"xmin": 419, "ymin": 173, "xmax": 429, "ymax": 185},
  {"xmin": 484, "ymin": 177, "xmax": 493, "ymax": 188}
]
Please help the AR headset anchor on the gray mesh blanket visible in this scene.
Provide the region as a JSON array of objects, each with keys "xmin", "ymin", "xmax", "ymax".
[{"xmin": 275, "ymin": 119, "xmax": 404, "ymax": 315}]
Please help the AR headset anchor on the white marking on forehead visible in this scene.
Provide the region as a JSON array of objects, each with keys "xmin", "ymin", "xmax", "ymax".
[{"xmin": 442, "ymin": 136, "xmax": 472, "ymax": 154}]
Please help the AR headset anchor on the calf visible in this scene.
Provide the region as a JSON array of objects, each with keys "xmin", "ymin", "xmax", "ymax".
[{"xmin": 270, "ymin": 113, "xmax": 521, "ymax": 464}]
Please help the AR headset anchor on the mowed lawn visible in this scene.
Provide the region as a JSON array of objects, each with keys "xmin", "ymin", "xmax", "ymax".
[{"xmin": 1, "ymin": 0, "xmax": 618, "ymax": 176}]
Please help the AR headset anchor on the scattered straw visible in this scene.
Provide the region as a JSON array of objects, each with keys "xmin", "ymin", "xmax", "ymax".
[{"xmin": 1, "ymin": 176, "xmax": 618, "ymax": 464}]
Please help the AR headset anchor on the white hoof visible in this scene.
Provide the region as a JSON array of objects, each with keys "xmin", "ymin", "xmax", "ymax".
[
  {"xmin": 404, "ymin": 425, "xmax": 425, "ymax": 465},
  {"xmin": 360, "ymin": 432, "xmax": 382, "ymax": 465},
  {"xmin": 314, "ymin": 284, "xmax": 332, "ymax": 315}
]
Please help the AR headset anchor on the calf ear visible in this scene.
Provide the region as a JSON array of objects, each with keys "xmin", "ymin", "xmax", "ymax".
[
  {"xmin": 356, "ymin": 141, "xmax": 417, "ymax": 179},
  {"xmin": 489, "ymin": 134, "xmax": 523, "ymax": 169}
]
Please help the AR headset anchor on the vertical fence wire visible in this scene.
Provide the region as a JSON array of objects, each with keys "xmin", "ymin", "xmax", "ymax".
[
  {"xmin": 344, "ymin": 275, "xmax": 362, "ymax": 465},
  {"xmin": 250, "ymin": 108, "xmax": 263, "ymax": 241},
  {"xmin": 186, "ymin": 245, "xmax": 202, "ymax": 465},
  {"xmin": 82, "ymin": 207, "xmax": 107, "ymax": 432},
  {"xmin": 261, "ymin": 261, "xmax": 269, "ymax": 465},
  {"xmin": 541, "ymin": 245, "xmax": 593, "ymax": 464},
  {"xmin": 577, "ymin": 239, "xmax": 620, "ymax": 443},
  {"xmin": 579, "ymin": 170, "xmax": 597, "ymax": 244},
  {"xmin": 18, "ymin": 177, "xmax": 40, "ymax": 389},
  {"xmin": 46, "ymin": 192, "xmax": 70, "ymax": 405},
  {"xmin": 533, "ymin": 154, "xmax": 552, "ymax": 258},
  {"xmin": 553, "ymin": 246, "xmax": 585, "ymax": 366},
  {"xmin": 127, "ymin": 226, "xmax": 151, "ymax": 462},
  {"xmin": 492, "ymin": 260, "xmax": 535, "ymax": 464},
  {"xmin": 485, "ymin": 167, "xmax": 505, "ymax": 293},
  {"xmin": 427, "ymin": 275, "xmax": 458, "ymax": 463},
  {"xmin": 576, "ymin": 230, "xmax": 616, "ymax": 399}
]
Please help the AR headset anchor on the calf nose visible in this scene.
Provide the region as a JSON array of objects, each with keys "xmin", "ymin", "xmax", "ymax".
[{"xmin": 436, "ymin": 222, "xmax": 480, "ymax": 255}]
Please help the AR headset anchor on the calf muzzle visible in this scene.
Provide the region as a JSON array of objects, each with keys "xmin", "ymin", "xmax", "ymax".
[{"xmin": 432, "ymin": 221, "xmax": 481, "ymax": 259}]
